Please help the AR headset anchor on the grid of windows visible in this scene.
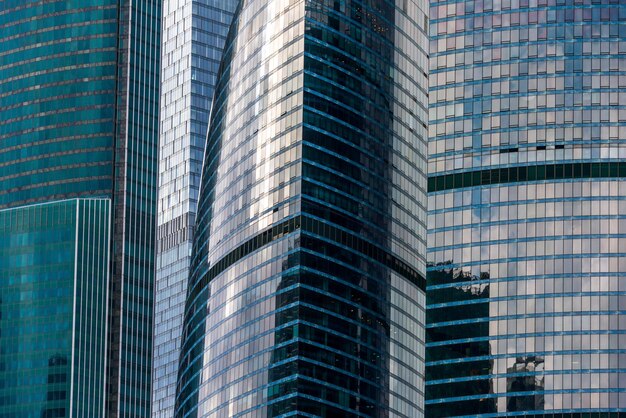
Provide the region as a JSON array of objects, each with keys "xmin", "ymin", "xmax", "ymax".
[
  {"xmin": 0, "ymin": 1, "xmax": 161, "ymax": 417},
  {"xmin": 0, "ymin": 198, "xmax": 110, "ymax": 418},
  {"xmin": 427, "ymin": 1, "xmax": 626, "ymax": 416},
  {"xmin": 175, "ymin": 0, "xmax": 429, "ymax": 415},
  {"xmin": 108, "ymin": 0, "xmax": 161, "ymax": 416},
  {"xmin": 153, "ymin": 0, "xmax": 235, "ymax": 416},
  {"xmin": 0, "ymin": 0, "xmax": 119, "ymax": 209}
]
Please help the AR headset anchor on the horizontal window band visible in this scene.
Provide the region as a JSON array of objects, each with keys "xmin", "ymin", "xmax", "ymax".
[
  {"xmin": 186, "ymin": 214, "xmax": 426, "ymax": 309},
  {"xmin": 429, "ymin": 162, "xmax": 626, "ymax": 193}
]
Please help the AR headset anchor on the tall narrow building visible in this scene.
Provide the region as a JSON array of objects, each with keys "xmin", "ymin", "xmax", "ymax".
[
  {"xmin": 428, "ymin": 1, "xmax": 626, "ymax": 416},
  {"xmin": 153, "ymin": 0, "xmax": 235, "ymax": 416},
  {"xmin": 174, "ymin": 0, "xmax": 429, "ymax": 415},
  {"xmin": 0, "ymin": 1, "xmax": 161, "ymax": 417}
]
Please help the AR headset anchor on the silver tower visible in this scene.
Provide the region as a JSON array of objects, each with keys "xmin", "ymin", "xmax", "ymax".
[{"xmin": 153, "ymin": 0, "xmax": 235, "ymax": 415}]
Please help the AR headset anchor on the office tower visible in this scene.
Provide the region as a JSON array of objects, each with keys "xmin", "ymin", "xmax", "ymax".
[
  {"xmin": 0, "ymin": 1, "xmax": 160, "ymax": 417},
  {"xmin": 427, "ymin": 1, "xmax": 626, "ymax": 416},
  {"xmin": 153, "ymin": 0, "xmax": 235, "ymax": 416},
  {"xmin": 174, "ymin": 0, "xmax": 429, "ymax": 414}
]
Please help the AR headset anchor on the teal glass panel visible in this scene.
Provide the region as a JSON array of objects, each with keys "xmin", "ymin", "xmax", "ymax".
[
  {"xmin": 0, "ymin": 1, "xmax": 119, "ymax": 210},
  {"xmin": 428, "ymin": 1, "xmax": 626, "ymax": 416},
  {"xmin": 0, "ymin": 198, "xmax": 110, "ymax": 418},
  {"xmin": 108, "ymin": 0, "xmax": 161, "ymax": 416},
  {"xmin": 72, "ymin": 199, "xmax": 111, "ymax": 418},
  {"xmin": 175, "ymin": 0, "xmax": 428, "ymax": 415},
  {"xmin": 0, "ymin": 1, "xmax": 161, "ymax": 417}
]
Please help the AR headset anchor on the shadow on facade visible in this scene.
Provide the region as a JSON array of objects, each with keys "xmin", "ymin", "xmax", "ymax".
[
  {"xmin": 426, "ymin": 262, "xmax": 496, "ymax": 416},
  {"xmin": 507, "ymin": 356, "xmax": 545, "ymax": 412},
  {"xmin": 41, "ymin": 354, "xmax": 69, "ymax": 418}
]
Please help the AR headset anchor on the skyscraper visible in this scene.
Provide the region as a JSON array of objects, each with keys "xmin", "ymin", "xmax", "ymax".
[
  {"xmin": 427, "ymin": 1, "xmax": 626, "ymax": 415},
  {"xmin": 0, "ymin": 1, "xmax": 160, "ymax": 417},
  {"xmin": 153, "ymin": 0, "xmax": 235, "ymax": 416},
  {"xmin": 174, "ymin": 0, "xmax": 429, "ymax": 415}
]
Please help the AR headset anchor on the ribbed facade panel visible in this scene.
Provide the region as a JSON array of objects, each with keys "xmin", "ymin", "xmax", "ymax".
[{"xmin": 108, "ymin": 0, "xmax": 161, "ymax": 416}]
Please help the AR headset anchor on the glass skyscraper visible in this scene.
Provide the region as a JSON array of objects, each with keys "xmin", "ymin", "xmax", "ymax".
[
  {"xmin": 174, "ymin": 0, "xmax": 429, "ymax": 415},
  {"xmin": 0, "ymin": 1, "xmax": 160, "ymax": 417},
  {"xmin": 428, "ymin": 1, "xmax": 626, "ymax": 416},
  {"xmin": 153, "ymin": 0, "xmax": 235, "ymax": 416}
]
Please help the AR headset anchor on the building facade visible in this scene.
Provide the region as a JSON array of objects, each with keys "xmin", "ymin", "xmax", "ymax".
[
  {"xmin": 153, "ymin": 0, "xmax": 235, "ymax": 416},
  {"xmin": 174, "ymin": 0, "xmax": 429, "ymax": 415},
  {"xmin": 0, "ymin": 1, "xmax": 161, "ymax": 417},
  {"xmin": 427, "ymin": 1, "xmax": 626, "ymax": 416}
]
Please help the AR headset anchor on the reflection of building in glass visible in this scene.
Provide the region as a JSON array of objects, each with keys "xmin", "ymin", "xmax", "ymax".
[
  {"xmin": 0, "ymin": 2, "xmax": 161, "ymax": 416},
  {"xmin": 506, "ymin": 356, "xmax": 544, "ymax": 412},
  {"xmin": 427, "ymin": 1, "xmax": 626, "ymax": 416},
  {"xmin": 427, "ymin": 264, "xmax": 496, "ymax": 416},
  {"xmin": 174, "ymin": 0, "xmax": 429, "ymax": 415},
  {"xmin": 153, "ymin": 0, "xmax": 235, "ymax": 416},
  {"xmin": 0, "ymin": 200, "xmax": 111, "ymax": 417}
]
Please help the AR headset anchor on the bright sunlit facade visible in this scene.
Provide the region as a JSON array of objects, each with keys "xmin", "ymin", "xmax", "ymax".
[
  {"xmin": 428, "ymin": 1, "xmax": 626, "ymax": 416},
  {"xmin": 175, "ymin": 0, "xmax": 430, "ymax": 415},
  {"xmin": 153, "ymin": 0, "xmax": 235, "ymax": 416}
]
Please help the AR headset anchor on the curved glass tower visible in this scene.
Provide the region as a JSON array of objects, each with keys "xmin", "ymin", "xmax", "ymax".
[
  {"xmin": 175, "ymin": 0, "xmax": 429, "ymax": 415},
  {"xmin": 0, "ymin": 1, "xmax": 160, "ymax": 416},
  {"xmin": 428, "ymin": 1, "xmax": 626, "ymax": 416}
]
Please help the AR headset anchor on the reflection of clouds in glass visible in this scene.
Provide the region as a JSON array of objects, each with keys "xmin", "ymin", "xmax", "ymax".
[{"xmin": 428, "ymin": 178, "xmax": 626, "ymax": 413}]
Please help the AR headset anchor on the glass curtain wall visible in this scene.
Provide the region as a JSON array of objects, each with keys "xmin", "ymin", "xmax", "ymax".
[
  {"xmin": 175, "ymin": 0, "xmax": 429, "ymax": 415},
  {"xmin": 0, "ymin": 1, "xmax": 161, "ymax": 416},
  {"xmin": 427, "ymin": 1, "xmax": 626, "ymax": 416},
  {"xmin": 153, "ymin": 0, "xmax": 235, "ymax": 416}
]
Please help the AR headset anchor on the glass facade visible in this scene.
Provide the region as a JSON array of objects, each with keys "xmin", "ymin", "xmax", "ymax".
[
  {"xmin": 0, "ymin": 1, "xmax": 161, "ymax": 417},
  {"xmin": 0, "ymin": 0, "xmax": 119, "ymax": 208},
  {"xmin": 153, "ymin": 0, "xmax": 235, "ymax": 416},
  {"xmin": 108, "ymin": 1, "xmax": 161, "ymax": 416},
  {"xmin": 175, "ymin": 0, "xmax": 429, "ymax": 415},
  {"xmin": 0, "ymin": 198, "xmax": 110, "ymax": 418},
  {"xmin": 427, "ymin": 1, "xmax": 626, "ymax": 416}
]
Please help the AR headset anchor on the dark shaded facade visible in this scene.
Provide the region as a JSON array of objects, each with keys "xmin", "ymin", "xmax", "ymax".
[
  {"xmin": 427, "ymin": 1, "xmax": 626, "ymax": 416},
  {"xmin": 175, "ymin": 0, "xmax": 429, "ymax": 415},
  {"xmin": 0, "ymin": 1, "xmax": 161, "ymax": 416}
]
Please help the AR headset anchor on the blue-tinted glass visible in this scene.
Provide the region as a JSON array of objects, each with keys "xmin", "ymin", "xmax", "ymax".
[
  {"xmin": 175, "ymin": 0, "xmax": 429, "ymax": 416},
  {"xmin": 153, "ymin": 0, "xmax": 236, "ymax": 416},
  {"xmin": 428, "ymin": 1, "xmax": 626, "ymax": 415},
  {"xmin": 0, "ymin": 1, "xmax": 161, "ymax": 417}
]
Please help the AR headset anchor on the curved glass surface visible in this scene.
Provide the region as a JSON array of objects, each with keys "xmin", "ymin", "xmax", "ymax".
[
  {"xmin": 427, "ymin": 1, "xmax": 626, "ymax": 416},
  {"xmin": 0, "ymin": 0, "xmax": 119, "ymax": 209},
  {"xmin": 175, "ymin": 0, "xmax": 429, "ymax": 415},
  {"xmin": 154, "ymin": 0, "xmax": 236, "ymax": 415},
  {"xmin": 0, "ymin": 1, "xmax": 162, "ymax": 417},
  {"xmin": 0, "ymin": 198, "xmax": 111, "ymax": 417}
]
